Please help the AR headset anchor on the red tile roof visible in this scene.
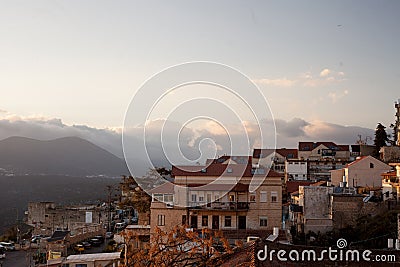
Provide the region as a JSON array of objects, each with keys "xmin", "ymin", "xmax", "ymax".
[
  {"xmin": 286, "ymin": 181, "xmax": 313, "ymax": 193},
  {"xmin": 298, "ymin": 142, "xmax": 349, "ymax": 151},
  {"xmin": 345, "ymin": 156, "xmax": 369, "ymax": 167},
  {"xmin": 149, "ymin": 182, "xmax": 250, "ymax": 193},
  {"xmin": 253, "ymin": 148, "xmax": 298, "ymax": 159},
  {"xmin": 172, "ymin": 163, "xmax": 281, "ymax": 178},
  {"xmin": 310, "ymin": 181, "xmax": 327, "ymax": 187},
  {"xmin": 206, "ymin": 155, "xmax": 252, "ymax": 165}
]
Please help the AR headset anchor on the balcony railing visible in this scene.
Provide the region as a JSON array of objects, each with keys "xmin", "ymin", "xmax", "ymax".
[{"xmin": 189, "ymin": 202, "xmax": 249, "ymax": 211}]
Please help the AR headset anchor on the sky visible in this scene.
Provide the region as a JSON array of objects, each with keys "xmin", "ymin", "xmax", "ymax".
[{"xmin": 1, "ymin": 1, "xmax": 400, "ymax": 171}]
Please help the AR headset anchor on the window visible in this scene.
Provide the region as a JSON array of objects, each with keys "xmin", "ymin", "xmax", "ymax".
[
  {"xmin": 76, "ymin": 265, "xmax": 88, "ymax": 267},
  {"xmin": 164, "ymin": 194, "xmax": 173, "ymax": 203},
  {"xmin": 214, "ymin": 194, "xmax": 220, "ymax": 202},
  {"xmin": 153, "ymin": 194, "xmax": 163, "ymax": 202},
  {"xmin": 191, "ymin": 194, "xmax": 197, "ymax": 202},
  {"xmin": 202, "ymin": 215, "xmax": 208, "ymax": 227},
  {"xmin": 250, "ymin": 194, "xmax": 256, "ymax": 202},
  {"xmin": 199, "ymin": 196, "xmax": 204, "ymax": 202},
  {"xmin": 227, "ymin": 168, "xmax": 233, "ymax": 173},
  {"xmin": 182, "ymin": 215, "xmax": 187, "ymax": 225},
  {"xmin": 224, "ymin": 216, "xmax": 232, "ymax": 227},
  {"xmin": 370, "ymin": 163, "xmax": 374, "ymax": 168},
  {"xmin": 157, "ymin": 215, "xmax": 165, "ymax": 226},
  {"xmin": 271, "ymin": 191, "xmax": 278, "ymax": 203},
  {"xmin": 259, "ymin": 216, "xmax": 268, "ymax": 227},
  {"xmin": 260, "ymin": 191, "xmax": 267, "ymax": 202},
  {"xmin": 229, "ymin": 194, "xmax": 235, "ymax": 202}
]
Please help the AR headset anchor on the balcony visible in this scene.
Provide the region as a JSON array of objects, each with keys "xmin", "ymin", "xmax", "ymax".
[{"xmin": 189, "ymin": 202, "xmax": 249, "ymax": 211}]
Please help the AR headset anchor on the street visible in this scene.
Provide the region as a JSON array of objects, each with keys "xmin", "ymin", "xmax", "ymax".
[
  {"xmin": 0, "ymin": 240, "xmax": 108, "ymax": 267},
  {"xmin": 1, "ymin": 249, "xmax": 33, "ymax": 267}
]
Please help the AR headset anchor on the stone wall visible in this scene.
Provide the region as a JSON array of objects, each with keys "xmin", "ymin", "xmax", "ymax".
[{"xmin": 331, "ymin": 194, "xmax": 385, "ymax": 230}]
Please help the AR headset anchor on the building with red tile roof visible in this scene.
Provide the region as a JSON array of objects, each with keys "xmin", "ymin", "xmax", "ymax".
[{"xmin": 150, "ymin": 155, "xmax": 283, "ymax": 239}]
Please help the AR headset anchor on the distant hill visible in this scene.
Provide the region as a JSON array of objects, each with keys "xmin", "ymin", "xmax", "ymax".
[{"xmin": 0, "ymin": 136, "xmax": 128, "ymax": 176}]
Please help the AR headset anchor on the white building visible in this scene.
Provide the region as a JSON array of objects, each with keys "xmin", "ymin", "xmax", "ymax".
[
  {"xmin": 331, "ymin": 156, "xmax": 392, "ymax": 188},
  {"xmin": 285, "ymin": 159, "xmax": 308, "ymax": 181}
]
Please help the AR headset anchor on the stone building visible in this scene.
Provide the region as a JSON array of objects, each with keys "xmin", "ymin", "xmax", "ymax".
[
  {"xmin": 149, "ymin": 155, "xmax": 283, "ymax": 240},
  {"xmin": 290, "ymin": 183, "xmax": 384, "ymax": 235},
  {"xmin": 27, "ymin": 202, "xmax": 108, "ymax": 236}
]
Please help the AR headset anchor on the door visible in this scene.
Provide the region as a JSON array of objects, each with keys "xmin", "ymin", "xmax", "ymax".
[
  {"xmin": 212, "ymin": 215, "xmax": 219, "ymax": 230},
  {"xmin": 190, "ymin": 216, "xmax": 198, "ymax": 229},
  {"xmin": 238, "ymin": 216, "xmax": 246, "ymax": 229},
  {"xmin": 207, "ymin": 194, "xmax": 212, "ymax": 207}
]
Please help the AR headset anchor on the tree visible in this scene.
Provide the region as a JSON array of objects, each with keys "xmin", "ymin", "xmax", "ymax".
[
  {"xmin": 122, "ymin": 225, "xmax": 233, "ymax": 267},
  {"xmin": 119, "ymin": 175, "xmax": 151, "ymax": 224},
  {"xmin": 373, "ymin": 123, "xmax": 389, "ymax": 158}
]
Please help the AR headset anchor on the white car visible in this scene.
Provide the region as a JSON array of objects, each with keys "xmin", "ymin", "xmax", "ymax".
[{"xmin": 0, "ymin": 242, "xmax": 15, "ymax": 251}]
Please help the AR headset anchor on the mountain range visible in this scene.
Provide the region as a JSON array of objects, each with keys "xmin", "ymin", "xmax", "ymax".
[{"xmin": 0, "ymin": 136, "xmax": 128, "ymax": 177}]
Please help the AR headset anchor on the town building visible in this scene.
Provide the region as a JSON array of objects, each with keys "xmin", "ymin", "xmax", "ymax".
[
  {"xmin": 62, "ymin": 252, "xmax": 122, "ymax": 267},
  {"xmin": 149, "ymin": 155, "xmax": 283, "ymax": 240},
  {"xmin": 331, "ymin": 156, "xmax": 392, "ymax": 188},
  {"xmin": 27, "ymin": 202, "xmax": 107, "ymax": 237},
  {"xmin": 382, "ymin": 165, "xmax": 400, "ymax": 202},
  {"xmin": 285, "ymin": 159, "xmax": 308, "ymax": 181},
  {"xmin": 380, "ymin": 146, "xmax": 400, "ymax": 163},
  {"xmin": 290, "ymin": 183, "xmax": 385, "ymax": 235},
  {"xmin": 253, "ymin": 148, "xmax": 298, "ymax": 174},
  {"xmin": 298, "ymin": 142, "xmax": 350, "ymax": 161}
]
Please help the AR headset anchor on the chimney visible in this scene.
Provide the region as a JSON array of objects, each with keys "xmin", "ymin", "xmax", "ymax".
[
  {"xmin": 273, "ymin": 227, "xmax": 279, "ymax": 236},
  {"xmin": 342, "ymin": 175, "xmax": 347, "ymax": 187}
]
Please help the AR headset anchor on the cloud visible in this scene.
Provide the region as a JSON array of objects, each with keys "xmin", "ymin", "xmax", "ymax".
[
  {"xmin": 0, "ymin": 114, "xmax": 122, "ymax": 158},
  {"xmin": 320, "ymin": 68, "xmax": 331, "ymax": 77},
  {"xmin": 253, "ymin": 78, "xmax": 296, "ymax": 87},
  {"xmin": 303, "ymin": 121, "xmax": 373, "ymax": 144},
  {"xmin": 328, "ymin": 89, "xmax": 349, "ymax": 103},
  {"xmin": 0, "ymin": 109, "xmax": 6, "ymax": 114},
  {"xmin": 0, "ymin": 113, "xmax": 374, "ymax": 176},
  {"xmin": 254, "ymin": 68, "xmax": 346, "ymax": 89}
]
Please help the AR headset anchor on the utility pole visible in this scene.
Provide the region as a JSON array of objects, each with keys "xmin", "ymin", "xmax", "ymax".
[
  {"xmin": 16, "ymin": 208, "xmax": 20, "ymax": 244},
  {"xmin": 106, "ymin": 185, "xmax": 114, "ymax": 232}
]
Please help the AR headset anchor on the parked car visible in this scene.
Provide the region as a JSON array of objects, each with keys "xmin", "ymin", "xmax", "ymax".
[
  {"xmin": 31, "ymin": 236, "xmax": 42, "ymax": 243},
  {"xmin": 89, "ymin": 238, "xmax": 102, "ymax": 247},
  {"xmin": 94, "ymin": 235, "xmax": 104, "ymax": 242},
  {"xmin": 81, "ymin": 241, "xmax": 91, "ymax": 249},
  {"xmin": 73, "ymin": 244, "xmax": 84, "ymax": 252},
  {"xmin": 105, "ymin": 232, "xmax": 114, "ymax": 239},
  {"xmin": 0, "ymin": 242, "xmax": 15, "ymax": 251}
]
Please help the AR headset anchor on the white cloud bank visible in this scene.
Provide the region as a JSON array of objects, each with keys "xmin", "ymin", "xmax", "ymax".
[{"xmin": 0, "ymin": 114, "xmax": 374, "ymax": 176}]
